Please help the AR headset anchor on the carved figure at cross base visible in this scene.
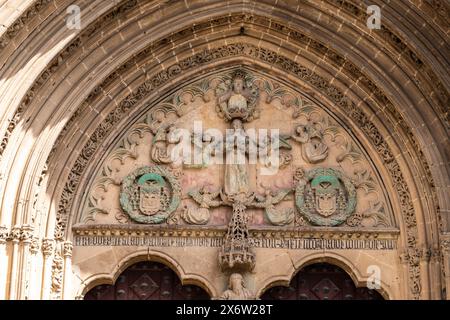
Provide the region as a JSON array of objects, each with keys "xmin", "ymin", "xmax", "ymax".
[{"xmin": 219, "ymin": 273, "xmax": 256, "ymax": 300}]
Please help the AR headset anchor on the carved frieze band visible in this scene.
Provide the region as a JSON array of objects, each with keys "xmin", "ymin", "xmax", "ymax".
[{"xmin": 73, "ymin": 225, "xmax": 399, "ymax": 250}]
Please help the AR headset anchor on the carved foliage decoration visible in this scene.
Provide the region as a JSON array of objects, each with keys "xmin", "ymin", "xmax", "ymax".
[{"xmin": 120, "ymin": 166, "xmax": 181, "ymax": 224}]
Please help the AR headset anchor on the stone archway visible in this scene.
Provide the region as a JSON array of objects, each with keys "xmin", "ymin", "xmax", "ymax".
[
  {"xmin": 260, "ymin": 263, "xmax": 384, "ymax": 300},
  {"xmin": 0, "ymin": 1, "xmax": 448, "ymax": 301},
  {"xmin": 84, "ymin": 261, "xmax": 210, "ymax": 300}
]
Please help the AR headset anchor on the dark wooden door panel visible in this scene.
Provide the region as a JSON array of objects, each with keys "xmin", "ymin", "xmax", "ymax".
[
  {"xmin": 84, "ymin": 261, "xmax": 209, "ymax": 300},
  {"xmin": 261, "ymin": 263, "xmax": 383, "ymax": 300}
]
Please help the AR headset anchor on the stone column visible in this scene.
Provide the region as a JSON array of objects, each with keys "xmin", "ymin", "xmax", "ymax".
[
  {"xmin": 441, "ymin": 239, "xmax": 450, "ymax": 300},
  {"xmin": 419, "ymin": 246, "xmax": 431, "ymax": 299},
  {"xmin": 0, "ymin": 225, "xmax": 8, "ymax": 300},
  {"xmin": 41, "ymin": 238, "xmax": 54, "ymax": 300},
  {"xmin": 27, "ymin": 237, "xmax": 40, "ymax": 299},
  {"xmin": 399, "ymin": 249, "xmax": 411, "ymax": 299},
  {"xmin": 8, "ymin": 226, "xmax": 21, "ymax": 299},
  {"xmin": 430, "ymin": 246, "xmax": 442, "ymax": 299},
  {"xmin": 62, "ymin": 241, "xmax": 73, "ymax": 300},
  {"xmin": 18, "ymin": 225, "xmax": 34, "ymax": 299}
]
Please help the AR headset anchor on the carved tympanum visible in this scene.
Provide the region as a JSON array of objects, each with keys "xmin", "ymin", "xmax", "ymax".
[{"xmin": 81, "ymin": 68, "xmax": 393, "ymax": 233}]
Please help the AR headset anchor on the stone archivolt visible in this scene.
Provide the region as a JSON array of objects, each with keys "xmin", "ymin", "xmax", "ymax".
[{"xmin": 0, "ymin": 0, "xmax": 448, "ymax": 300}]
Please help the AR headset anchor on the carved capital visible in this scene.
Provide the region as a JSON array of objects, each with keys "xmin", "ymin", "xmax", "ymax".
[
  {"xmin": 9, "ymin": 226, "xmax": 21, "ymax": 243},
  {"xmin": 20, "ymin": 224, "xmax": 34, "ymax": 243},
  {"xmin": 420, "ymin": 246, "xmax": 432, "ymax": 262},
  {"xmin": 42, "ymin": 238, "xmax": 55, "ymax": 256},
  {"xmin": 30, "ymin": 237, "xmax": 40, "ymax": 254},
  {"xmin": 0, "ymin": 225, "xmax": 8, "ymax": 244},
  {"xmin": 63, "ymin": 241, "xmax": 73, "ymax": 257}
]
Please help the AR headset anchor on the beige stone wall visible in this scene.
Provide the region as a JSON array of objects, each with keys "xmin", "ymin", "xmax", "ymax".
[{"xmin": 0, "ymin": 0, "xmax": 448, "ymax": 300}]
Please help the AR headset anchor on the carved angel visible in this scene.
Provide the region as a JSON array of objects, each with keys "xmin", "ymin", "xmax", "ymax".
[
  {"xmin": 254, "ymin": 189, "xmax": 294, "ymax": 226},
  {"xmin": 182, "ymin": 187, "xmax": 222, "ymax": 225},
  {"xmin": 151, "ymin": 124, "xmax": 176, "ymax": 164},
  {"xmin": 292, "ymin": 124, "xmax": 328, "ymax": 163}
]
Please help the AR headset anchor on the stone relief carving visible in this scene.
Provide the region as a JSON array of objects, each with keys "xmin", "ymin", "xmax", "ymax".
[
  {"xmin": 253, "ymin": 189, "xmax": 294, "ymax": 226},
  {"xmin": 219, "ymin": 273, "xmax": 255, "ymax": 300},
  {"xmin": 57, "ymin": 43, "xmax": 413, "ymax": 257},
  {"xmin": 1, "ymin": 14, "xmax": 436, "ymax": 296},
  {"xmin": 346, "ymin": 201, "xmax": 389, "ymax": 228},
  {"xmin": 183, "ymin": 187, "xmax": 222, "ymax": 225},
  {"xmin": 51, "ymin": 251, "xmax": 64, "ymax": 294},
  {"xmin": 120, "ymin": 166, "xmax": 181, "ymax": 224},
  {"xmin": 295, "ymin": 168, "xmax": 357, "ymax": 227},
  {"xmin": 291, "ymin": 123, "xmax": 329, "ymax": 163},
  {"xmin": 81, "ymin": 68, "xmax": 393, "ymax": 232},
  {"xmin": 150, "ymin": 124, "xmax": 175, "ymax": 164},
  {"xmin": 0, "ymin": 4, "xmax": 444, "ymax": 298},
  {"xmin": 68, "ymin": 62, "xmax": 410, "ymax": 290},
  {"xmin": 215, "ymin": 70, "xmax": 260, "ymax": 122}
]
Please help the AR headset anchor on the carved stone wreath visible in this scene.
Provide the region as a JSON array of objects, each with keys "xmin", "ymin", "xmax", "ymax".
[
  {"xmin": 119, "ymin": 166, "xmax": 181, "ymax": 224},
  {"xmin": 295, "ymin": 168, "xmax": 356, "ymax": 227}
]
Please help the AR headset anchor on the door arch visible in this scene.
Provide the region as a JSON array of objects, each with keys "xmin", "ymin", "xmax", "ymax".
[
  {"xmin": 261, "ymin": 263, "xmax": 384, "ymax": 300},
  {"xmin": 84, "ymin": 261, "xmax": 210, "ymax": 300}
]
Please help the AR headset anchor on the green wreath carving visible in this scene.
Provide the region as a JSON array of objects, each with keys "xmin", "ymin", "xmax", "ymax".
[
  {"xmin": 120, "ymin": 166, "xmax": 181, "ymax": 224},
  {"xmin": 295, "ymin": 168, "xmax": 356, "ymax": 227}
]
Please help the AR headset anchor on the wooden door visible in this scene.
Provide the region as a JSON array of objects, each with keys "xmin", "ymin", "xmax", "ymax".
[
  {"xmin": 261, "ymin": 263, "xmax": 384, "ymax": 300},
  {"xmin": 84, "ymin": 261, "xmax": 210, "ymax": 300}
]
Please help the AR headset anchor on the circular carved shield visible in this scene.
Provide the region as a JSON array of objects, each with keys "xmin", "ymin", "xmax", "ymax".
[
  {"xmin": 120, "ymin": 166, "xmax": 181, "ymax": 224},
  {"xmin": 295, "ymin": 168, "xmax": 356, "ymax": 226}
]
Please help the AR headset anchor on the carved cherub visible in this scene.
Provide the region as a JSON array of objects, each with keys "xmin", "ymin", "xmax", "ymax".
[
  {"xmin": 182, "ymin": 186, "xmax": 222, "ymax": 225},
  {"xmin": 254, "ymin": 189, "xmax": 294, "ymax": 226}
]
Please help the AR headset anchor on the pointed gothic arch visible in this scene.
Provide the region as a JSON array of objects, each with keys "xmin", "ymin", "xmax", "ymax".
[{"xmin": 0, "ymin": 1, "xmax": 448, "ymax": 300}]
